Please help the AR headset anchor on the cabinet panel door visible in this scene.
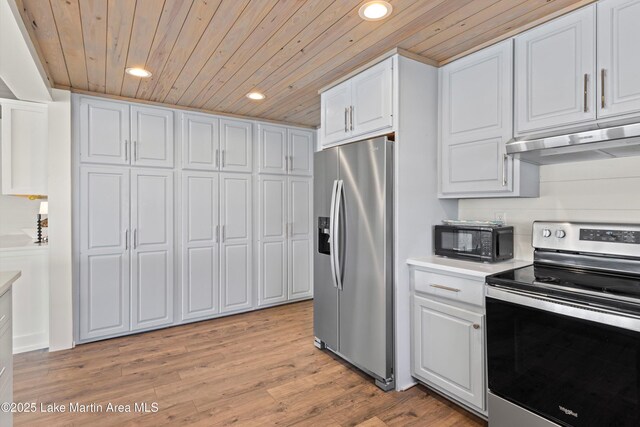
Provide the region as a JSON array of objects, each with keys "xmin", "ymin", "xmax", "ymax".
[
  {"xmin": 131, "ymin": 106, "xmax": 174, "ymax": 167},
  {"xmin": 0, "ymin": 100, "xmax": 48, "ymax": 195},
  {"xmin": 515, "ymin": 5, "xmax": 596, "ymax": 134},
  {"xmin": 131, "ymin": 169, "xmax": 174, "ymax": 330},
  {"xmin": 441, "ymin": 40, "xmax": 512, "ymax": 145},
  {"xmin": 351, "ymin": 57, "xmax": 393, "ymax": 138},
  {"xmin": 257, "ymin": 176, "xmax": 287, "ymax": 306},
  {"xmin": 598, "ymin": 0, "xmax": 640, "ymax": 119},
  {"xmin": 288, "ymin": 177, "xmax": 313, "ymax": 300},
  {"xmin": 321, "ymin": 81, "xmax": 351, "ymax": 146},
  {"xmin": 413, "ymin": 295, "xmax": 484, "ymax": 410},
  {"xmin": 258, "ymin": 124, "xmax": 287, "ymax": 174},
  {"xmin": 220, "ymin": 119, "xmax": 252, "ymax": 173},
  {"xmin": 79, "ymin": 166, "xmax": 130, "ymax": 340},
  {"xmin": 182, "ymin": 172, "xmax": 219, "ymax": 320},
  {"xmin": 79, "ymin": 97, "xmax": 129, "ymax": 165},
  {"xmin": 182, "ymin": 113, "xmax": 219, "ymax": 170},
  {"xmin": 220, "ymin": 173, "xmax": 252, "ymax": 312},
  {"xmin": 442, "ymin": 137, "xmax": 513, "ymax": 194},
  {"xmin": 288, "ymin": 129, "xmax": 314, "ymax": 176}
]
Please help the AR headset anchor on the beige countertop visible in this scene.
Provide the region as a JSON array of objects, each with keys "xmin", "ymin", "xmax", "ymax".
[
  {"xmin": 0, "ymin": 270, "xmax": 21, "ymax": 297},
  {"xmin": 407, "ymin": 255, "xmax": 531, "ymax": 279}
]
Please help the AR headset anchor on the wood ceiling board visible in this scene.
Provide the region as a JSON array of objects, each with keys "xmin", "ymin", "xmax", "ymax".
[
  {"xmin": 209, "ymin": 0, "xmax": 361, "ymax": 114},
  {"xmin": 105, "ymin": 0, "xmax": 136, "ymax": 94},
  {"xmin": 200, "ymin": 0, "xmax": 335, "ymax": 111},
  {"xmin": 160, "ymin": 0, "xmax": 252, "ymax": 105},
  {"xmin": 80, "ymin": 0, "xmax": 108, "ymax": 93},
  {"xmin": 134, "ymin": 0, "xmax": 195, "ymax": 99},
  {"xmin": 240, "ymin": 0, "xmax": 459, "ymax": 119},
  {"xmin": 194, "ymin": 0, "xmax": 309, "ymax": 110},
  {"xmin": 18, "ymin": 0, "xmax": 70, "ymax": 87},
  {"xmin": 175, "ymin": 0, "xmax": 280, "ymax": 107},
  {"xmin": 424, "ymin": 0, "xmax": 592, "ymax": 62},
  {"xmin": 50, "ymin": 0, "xmax": 88, "ymax": 90},
  {"xmin": 118, "ymin": 0, "xmax": 168, "ymax": 97},
  {"xmin": 232, "ymin": 0, "xmax": 444, "ymax": 115},
  {"xmin": 20, "ymin": 0, "xmax": 592, "ymax": 126}
]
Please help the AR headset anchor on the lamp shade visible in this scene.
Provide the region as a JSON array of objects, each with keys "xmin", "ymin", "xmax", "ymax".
[{"xmin": 39, "ymin": 201, "xmax": 48, "ymax": 215}]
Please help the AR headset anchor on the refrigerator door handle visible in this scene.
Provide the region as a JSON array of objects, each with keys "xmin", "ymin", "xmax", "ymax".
[
  {"xmin": 329, "ymin": 180, "xmax": 339, "ymax": 289},
  {"xmin": 333, "ymin": 180, "xmax": 344, "ymax": 291}
]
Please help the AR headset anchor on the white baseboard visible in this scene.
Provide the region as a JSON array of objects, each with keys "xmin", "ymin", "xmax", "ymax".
[{"xmin": 13, "ymin": 331, "xmax": 49, "ymax": 354}]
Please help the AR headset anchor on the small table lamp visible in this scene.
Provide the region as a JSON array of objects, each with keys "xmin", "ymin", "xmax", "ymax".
[{"xmin": 36, "ymin": 201, "xmax": 48, "ymax": 245}]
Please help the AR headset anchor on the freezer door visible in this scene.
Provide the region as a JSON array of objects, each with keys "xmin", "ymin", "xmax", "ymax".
[
  {"xmin": 313, "ymin": 148, "xmax": 339, "ymax": 351},
  {"xmin": 337, "ymin": 137, "xmax": 393, "ymax": 380}
]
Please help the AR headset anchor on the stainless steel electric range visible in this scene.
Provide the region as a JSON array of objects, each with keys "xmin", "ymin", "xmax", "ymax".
[{"xmin": 486, "ymin": 221, "xmax": 640, "ymax": 427}]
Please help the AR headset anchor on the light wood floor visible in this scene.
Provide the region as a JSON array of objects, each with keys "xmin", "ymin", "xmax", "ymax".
[{"xmin": 13, "ymin": 300, "xmax": 485, "ymax": 426}]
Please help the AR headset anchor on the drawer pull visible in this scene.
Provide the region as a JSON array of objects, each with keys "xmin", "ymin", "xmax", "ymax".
[
  {"xmin": 473, "ymin": 324, "xmax": 480, "ymax": 330},
  {"xmin": 430, "ymin": 284, "xmax": 461, "ymax": 293}
]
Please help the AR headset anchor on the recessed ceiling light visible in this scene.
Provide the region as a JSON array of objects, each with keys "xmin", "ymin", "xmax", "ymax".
[
  {"xmin": 246, "ymin": 92, "xmax": 266, "ymax": 100},
  {"xmin": 358, "ymin": 1, "xmax": 393, "ymax": 21},
  {"xmin": 125, "ymin": 67, "xmax": 152, "ymax": 78}
]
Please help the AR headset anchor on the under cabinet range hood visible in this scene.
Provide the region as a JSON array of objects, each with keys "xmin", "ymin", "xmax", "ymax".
[{"xmin": 506, "ymin": 122, "xmax": 640, "ymax": 165}]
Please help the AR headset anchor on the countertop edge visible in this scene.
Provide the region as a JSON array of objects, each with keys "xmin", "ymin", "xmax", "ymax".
[
  {"xmin": 0, "ymin": 270, "xmax": 21, "ymax": 297},
  {"xmin": 407, "ymin": 256, "xmax": 531, "ymax": 278}
]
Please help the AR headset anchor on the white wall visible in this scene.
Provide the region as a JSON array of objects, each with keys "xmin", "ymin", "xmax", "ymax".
[
  {"xmin": 0, "ymin": 191, "xmax": 40, "ymax": 235},
  {"xmin": 459, "ymin": 156, "xmax": 640, "ymax": 260},
  {"xmin": 47, "ymin": 88, "xmax": 72, "ymax": 351}
]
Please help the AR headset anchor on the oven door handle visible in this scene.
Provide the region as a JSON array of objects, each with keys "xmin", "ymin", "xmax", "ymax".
[{"xmin": 486, "ymin": 286, "xmax": 640, "ymax": 333}]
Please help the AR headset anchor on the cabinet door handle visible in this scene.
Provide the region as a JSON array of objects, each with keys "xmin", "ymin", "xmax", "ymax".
[
  {"xmin": 125, "ymin": 229, "xmax": 129, "ymax": 250},
  {"xmin": 215, "ymin": 225, "xmax": 219, "ymax": 243},
  {"xmin": 350, "ymin": 106, "xmax": 354, "ymax": 131},
  {"xmin": 124, "ymin": 140, "xmax": 129, "ymax": 162},
  {"xmin": 289, "ymin": 155, "xmax": 293, "ymax": 171},
  {"xmin": 502, "ymin": 154, "xmax": 508, "ymax": 187},
  {"xmin": 430, "ymin": 284, "xmax": 461, "ymax": 293},
  {"xmin": 216, "ymin": 149, "xmax": 220, "ymax": 168},
  {"xmin": 601, "ymin": 68, "xmax": 606, "ymax": 109},
  {"xmin": 134, "ymin": 140, "xmax": 138, "ymax": 161},
  {"xmin": 133, "ymin": 229, "xmax": 138, "ymax": 249},
  {"xmin": 473, "ymin": 324, "xmax": 480, "ymax": 330},
  {"xmin": 222, "ymin": 149, "xmax": 226, "ymax": 168},
  {"xmin": 222, "ymin": 225, "xmax": 226, "ymax": 242},
  {"xmin": 344, "ymin": 107, "xmax": 349, "ymax": 132},
  {"xmin": 583, "ymin": 73, "xmax": 589, "ymax": 113}
]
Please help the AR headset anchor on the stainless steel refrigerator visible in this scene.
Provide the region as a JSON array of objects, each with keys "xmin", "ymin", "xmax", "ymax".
[{"xmin": 313, "ymin": 136, "xmax": 394, "ymax": 391}]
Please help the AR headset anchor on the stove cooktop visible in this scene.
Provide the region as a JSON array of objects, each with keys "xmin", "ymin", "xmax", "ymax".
[{"xmin": 487, "ymin": 263, "xmax": 640, "ymax": 315}]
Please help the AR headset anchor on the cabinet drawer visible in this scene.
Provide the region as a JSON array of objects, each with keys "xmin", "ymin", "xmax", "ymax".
[{"xmin": 413, "ymin": 270, "xmax": 484, "ymax": 307}]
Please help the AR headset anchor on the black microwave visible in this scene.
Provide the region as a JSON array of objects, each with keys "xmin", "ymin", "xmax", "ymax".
[{"xmin": 434, "ymin": 225, "xmax": 514, "ymax": 263}]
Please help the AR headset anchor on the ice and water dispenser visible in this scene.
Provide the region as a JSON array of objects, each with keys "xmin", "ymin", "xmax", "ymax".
[{"xmin": 318, "ymin": 217, "xmax": 331, "ymax": 255}]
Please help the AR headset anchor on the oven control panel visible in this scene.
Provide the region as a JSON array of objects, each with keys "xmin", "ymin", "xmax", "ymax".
[{"xmin": 580, "ymin": 229, "xmax": 640, "ymax": 244}]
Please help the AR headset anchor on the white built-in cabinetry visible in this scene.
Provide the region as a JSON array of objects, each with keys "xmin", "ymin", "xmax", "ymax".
[
  {"xmin": 515, "ymin": 5, "xmax": 596, "ymax": 134},
  {"xmin": 0, "ymin": 285, "xmax": 13, "ymax": 426},
  {"xmin": 410, "ymin": 265, "xmax": 487, "ymax": 416},
  {"xmin": 0, "ymin": 99, "xmax": 48, "ymax": 195},
  {"xmin": 321, "ymin": 57, "xmax": 393, "ymax": 147},
  {"xmin": 75, "ymin": 94, "xmax": 313, "ymax": 342},
  {"xmin": 597, "ymin": 0, "xmax": 640, "ymax": 120},
  {"xmin": 439, "ymin": 40, "xmax": 539, "ymax": 198}
]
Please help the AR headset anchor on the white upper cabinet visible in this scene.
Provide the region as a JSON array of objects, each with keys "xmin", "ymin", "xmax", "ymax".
[
  {"xmin": 321, "ymin": 57, "xmax": 393, "ymax": 147},
  {"xmin": 288, "ymin": 128, "xmax": 314, "ymax": 176},
  {"xmin": 515, "ymin": 5, "xmax": 596, "ymax": 135},
  {"xmin": 79, "ymin": 97, "xmax": 129, "ymax": 165},
  {"xmin": 258, "ymin": 124, "xmax": 314, "ymax": 176},
  {"xmin": 350, "ymin": 58, "xmax": 393, "ymax": 138},
  {"xmin": 220, "ymin": 119, "xmax": 252, "ymax": 173},
  {"xmin": 181, "ymin": 171, "xmax": 219, "ymax": 320},
  {"xmin": 220, "ymin": 173, "xmax": 252, "ymax": 313},
  {"xmin": 131, "ymin": 106, "xmax": 174, "ymax": 168},
  {"xmin": 1, "ymin": 99, "xmax": 48, "ymax": 195},
  {"xmin": 440, "ymin": 40, "xmax": 538, "ymax": 198},
  {"xmin": 182, "ymin": 113, "xmax": 220, "ymax": 170},
  {"xmin": 258, "ymin": 124, "xmax": 287, "ymax": 174},
  {"xmin": 130, "ymin": 169, "xmax": 174, "ymax": 331},
  {"xmin": 597, "ymin": 0, "xmax": 640, "ymax": 120}
]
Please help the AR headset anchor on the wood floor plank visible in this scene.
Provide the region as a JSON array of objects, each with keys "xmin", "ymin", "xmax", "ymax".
[{"xmin": 14, "ymin": 300, "xmax": 486, "ymax": 426}]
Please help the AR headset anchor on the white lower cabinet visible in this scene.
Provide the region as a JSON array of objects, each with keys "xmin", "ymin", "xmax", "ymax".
[
  {"xmin": 411, "ymin": 267, "xmax": 486, "ymax": 415},
  {"xmin": 0, "ymin": 288, "xmax": 13, "ymax": 427},
  {"xmin": 257, "ymin": 176, "xmax": 313, "ymax": 307}
]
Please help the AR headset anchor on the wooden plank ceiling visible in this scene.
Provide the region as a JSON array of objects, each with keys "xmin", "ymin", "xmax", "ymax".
[{"xmin": 16, "ymin": 0, "xmax": 590, "ymax": 127}]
